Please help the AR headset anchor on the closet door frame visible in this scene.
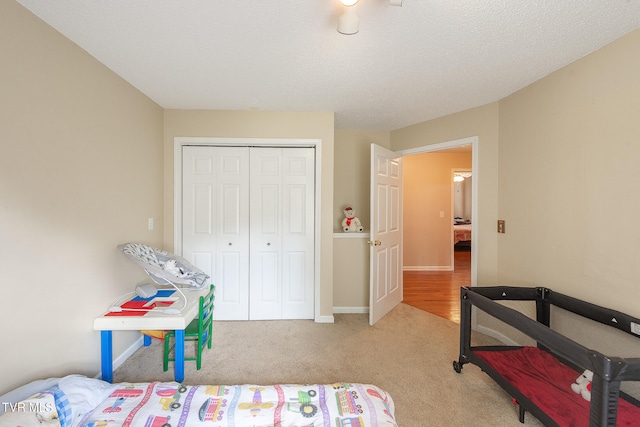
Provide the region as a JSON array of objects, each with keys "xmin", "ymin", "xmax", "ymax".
[{"xmin": 173, "ymin": 137, "xmax": 322, "ymax": 321}]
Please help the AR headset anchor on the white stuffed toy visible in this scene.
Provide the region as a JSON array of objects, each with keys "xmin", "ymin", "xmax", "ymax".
[
  {"xmin": 342, "ymin": 207, "xmax": 363, "ymax": 232},
  {"xmin": 570, "ymin": 369, "xmax": 593, "ymax": 401},
  {"xmin": 163, "ymin": 259, "xmax": 186, "ymax": 277}
]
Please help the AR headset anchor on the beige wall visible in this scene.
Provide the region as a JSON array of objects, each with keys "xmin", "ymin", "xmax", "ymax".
[
  {"xmin": 404, "ymin": 152, "xmax": 472, "ymax": 269},
  {"xmin": 333, "ymin": 236, "xmax": 370, "ymax": 309},
  {"xmin": 391, "ymin": 103, "xmax": 500, "ymax": 285},
  {"xmin": 333, "ymin": 130, "xmax": 391, "ymax": 231},
  {"xmin": 0, "ymin": 1, "xmax": 164, "ymax": 394},
  {"xmin": 163, "ymin": 110, "xmax": 335, "ymax": 320},
  {"xmin": 497, "ymin": 29, "xmax": 640, "ymax": 319}
]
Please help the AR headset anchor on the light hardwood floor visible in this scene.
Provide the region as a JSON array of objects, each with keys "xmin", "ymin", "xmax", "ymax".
[{"xmin": 403, "ymin": 249, "xmax": 471, "ymax": 323}]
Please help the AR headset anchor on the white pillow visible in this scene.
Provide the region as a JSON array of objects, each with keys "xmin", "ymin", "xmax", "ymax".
[
  {"xmin": 0, "ymin": 391, "xmax": 60, "ymax": 426},
  {"xmin": 0, "ymin": 378, "xmax": 60, "ymax": 416},
  {"xmin": 57, "ymin": 376, "xmax": 117, "ymax": 425}
]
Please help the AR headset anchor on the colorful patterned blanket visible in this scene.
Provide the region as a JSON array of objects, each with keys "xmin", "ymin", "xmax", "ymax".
[{"xmin": 77, "ymin": 382, "xmax": 397, "ymax": 427}]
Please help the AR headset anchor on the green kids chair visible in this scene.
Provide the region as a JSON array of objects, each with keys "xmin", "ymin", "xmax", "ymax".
[{"xmin": 163, "ymin": 284, "xmax": 215, "ymax": 371}]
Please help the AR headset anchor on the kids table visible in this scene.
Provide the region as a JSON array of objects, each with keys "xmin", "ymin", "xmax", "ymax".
[{"xmin": 93, "ymin": 286, "xmax": 208, "ymax": 383}]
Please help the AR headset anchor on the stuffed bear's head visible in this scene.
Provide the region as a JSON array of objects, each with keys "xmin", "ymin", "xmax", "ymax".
[
  {"xmin": 343, "ymin": 207, "xmax": 356, "ymax": 219},
  {"xmin": 576, "ymin": 370, "xmax": 593, "ymax": 387}
]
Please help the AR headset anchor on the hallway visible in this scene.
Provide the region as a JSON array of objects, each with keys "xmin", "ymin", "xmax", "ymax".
[{"xmin": 403, "ymin": 250, "xmax": 471, "ymax": 323}]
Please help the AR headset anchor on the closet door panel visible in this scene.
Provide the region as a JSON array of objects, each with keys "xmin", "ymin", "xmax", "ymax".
[
  {"xmin": 221, "ymin": 185, "xmax": 241, "ymax": 234},
  {"xmin": 215, "ymin": 148, "xmax": 250, "ymax": 320},
  {"xmin": 284, "ymin": 251, "xmax": 305, "ymax": 301},
  {"xmin": 217, "ymin": 182, "xmax": 245, "ymax": 314},
  {"xmin": 183, "ymin": 150, "xmax": 216, "ymax": 303},
  {"xmin": 192, "ymin": 252, "xmax": 213, "ymax": 278},
  {"xmin": 259, "ymin": 185, "xmax": 279, "ymax": 235},
  {"xmin": 183, "ymin": 146, "xmax": 249, "ymax": 321},
  {"xmin": 257, "ymin": 251, "xmax": 280, "ymax": 300},
  {"xmin": 249, "ymin": 148, "xmax": 282, "ymax": 320},
  {"xmin": 281, "ymin": 148, "xmax": 315, "ymax": 319},
  {"xmin": 219, "ymin": 252, "xmax": 241, "ymax": 302},
  {"xmin": 286, "ymin": 185, "xmax": 306, "ymax": 234},
  {"xmin": 193, "ymin": 184, "xmax": 213, "ymax": 234}
]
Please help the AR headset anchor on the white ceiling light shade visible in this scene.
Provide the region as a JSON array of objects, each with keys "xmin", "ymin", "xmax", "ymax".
[
  {"xmin": 454, "ymin": 172, "xmax": 472, "ymax": 182},
  {"xmin": 337, "ymin": 2, "xmax": 360, "ymax": 35},
  {"xmin": 338, "ymin": 0, "xmax": 403, "ymax": 35}
]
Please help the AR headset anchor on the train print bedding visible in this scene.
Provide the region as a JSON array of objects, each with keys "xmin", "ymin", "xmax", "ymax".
[{"xmin": 0, "ymin": 377, "xmax": 398, "ymax": 427}]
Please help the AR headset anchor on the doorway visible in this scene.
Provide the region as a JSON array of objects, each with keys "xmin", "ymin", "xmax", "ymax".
[{"xmin": 398, "ymin": 137, "xmax": 477, "ymax": 322}]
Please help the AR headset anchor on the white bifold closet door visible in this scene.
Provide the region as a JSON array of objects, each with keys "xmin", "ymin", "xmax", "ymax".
[
  {"xmin": 182, "ymin": 146, "xmax": 250, "ymax": 320},
  {"xmin": 181, "ymin": 145, "xmax": 314, "ymax": 321},
  {"xmin": 249, "ymin": 147, "xmax": 315, "ymax": 320}
]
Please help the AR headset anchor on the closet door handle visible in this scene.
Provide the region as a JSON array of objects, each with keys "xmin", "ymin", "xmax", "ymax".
[
  {"xmin": 228, "ymin": 242, "xmax": 232, "ymax": 246},
  {"xmin": 267, "ymin": 242, "xmax": 271, "ymax": 246}
]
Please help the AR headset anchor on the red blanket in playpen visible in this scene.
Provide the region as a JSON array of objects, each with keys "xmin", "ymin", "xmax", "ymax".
[{"xmin": 475, "ymin": 346, "xmax": 640, "ymax": 427}]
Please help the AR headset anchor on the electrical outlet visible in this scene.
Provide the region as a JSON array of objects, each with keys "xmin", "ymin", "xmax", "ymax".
[
  {"xmin": 497, "ymin": 220, "xmax": 505, "ymax": 233},
  {"xmin": 148, "ymin": 217, "xmax": 154, "ymax": 231}
]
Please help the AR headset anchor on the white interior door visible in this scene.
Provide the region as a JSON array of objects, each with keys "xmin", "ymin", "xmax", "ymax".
[
  {"xmin": 182, "ymin": 146, "xmax": 250, "ymax": 320},
  {"xmin": 369, "ymin": 144, "xmax": 403, "ymax": 325},
  {"xmin": 249, "ymin": 147, "xmax": 315, "ymax": 320}
]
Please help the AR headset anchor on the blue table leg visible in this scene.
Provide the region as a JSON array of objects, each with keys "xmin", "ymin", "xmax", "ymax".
[
  {"xmin": 143, "ymin": 334, "xmax": 152, "ymax": 346},
  {"xmin": 175, "ymin": 329, "xmax": 185, "ymax": 382},
  {"xmin": 100, "ymin": 331, "xmax": 113, "ymax": 383}
]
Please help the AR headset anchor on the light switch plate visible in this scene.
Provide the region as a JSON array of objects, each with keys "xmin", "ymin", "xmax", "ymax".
[{"xmin": 497, "ymin": 220, "xmax": 505, "ymax": 233}]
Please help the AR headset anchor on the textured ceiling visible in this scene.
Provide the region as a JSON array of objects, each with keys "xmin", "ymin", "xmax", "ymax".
[{"xmin": 15, "ymin": 0, "xmax": 640, "ymax": 130}]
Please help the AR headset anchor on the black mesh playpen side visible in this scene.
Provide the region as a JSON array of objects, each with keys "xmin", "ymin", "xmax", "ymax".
[{"xmin": 453, "ymin": 286, "xmax": 640, "ymax": 427}]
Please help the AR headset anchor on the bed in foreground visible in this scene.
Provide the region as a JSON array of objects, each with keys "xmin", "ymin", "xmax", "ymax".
[{"xmin": 0, "ymin": 375, "xmax": 398, "ymax": 427}]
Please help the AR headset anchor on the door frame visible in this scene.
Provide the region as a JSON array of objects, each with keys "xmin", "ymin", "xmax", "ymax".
[
  {"xmin": 173, "ymin": 137, "xmax": 322, "ymax": 320},
  {"xmin": 397, "ymin": 136, "xmax": 478, "ymax": 287}
]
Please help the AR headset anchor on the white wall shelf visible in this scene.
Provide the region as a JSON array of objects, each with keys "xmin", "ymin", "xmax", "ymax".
[{"xmin": 333, "ymin": 231, "xmax": 370, "ymax": 238}]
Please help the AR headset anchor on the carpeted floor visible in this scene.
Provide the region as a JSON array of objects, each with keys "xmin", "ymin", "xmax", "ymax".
[{"xmin": 113, "ymin": 303, "xmax": 544, "ymax": 426}]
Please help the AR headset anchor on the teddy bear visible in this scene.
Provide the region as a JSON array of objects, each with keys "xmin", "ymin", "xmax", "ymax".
[
  {"xmin": 570, "ymin": 369, "xmax": 593, "ymax": 401},
  {"xmin": 342, "ymin": 207, "xmax": 363, "ymax": 232}
]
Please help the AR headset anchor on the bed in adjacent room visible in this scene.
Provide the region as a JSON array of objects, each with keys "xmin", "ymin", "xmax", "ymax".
[{"xmin": 454, "ymin": 222, "xmax": 471, "ymax": 247}]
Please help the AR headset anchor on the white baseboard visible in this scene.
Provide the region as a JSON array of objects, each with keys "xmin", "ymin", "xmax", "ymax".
[
  {"xmin": 333, "ymin": 306, "xmax": 369, "ymax": 314},
  {"xmin": 95, "ymin": 336, "xmax": 143, "ymax": 380},
  {"xmin": 475, "ymin": 325, "xmax": 519, "ymax": 346},
  {"xmin": 403, "ymin": 266, "xmax": 453, "ymax": 271},
  {"xmin": 315, "ymin": 315, "xmax": 335, "ymax": 323}
]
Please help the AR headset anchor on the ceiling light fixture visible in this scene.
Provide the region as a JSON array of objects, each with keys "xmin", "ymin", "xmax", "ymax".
[
  {"xmin": 338, "ymin": 0, "xmax": 360, "ymax": 35},
  {"xmin": 337, "ymin": 1, "xmax": 403, "ymax": 35},
  {"xmin": 454, "ymin": 172, "xmax": 472, "ymax": 182}
]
